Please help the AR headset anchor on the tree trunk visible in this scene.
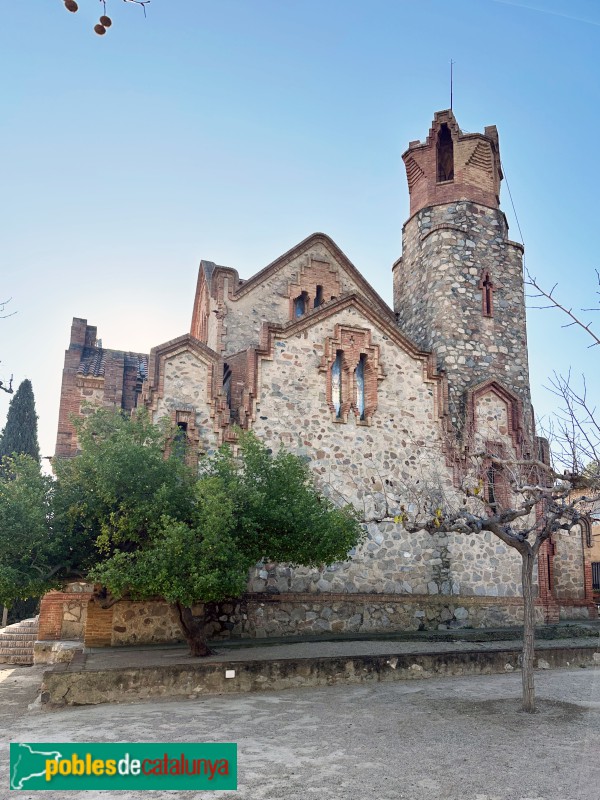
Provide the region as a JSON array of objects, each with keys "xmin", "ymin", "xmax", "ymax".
[
  {"xmin": 173, "ymin": 602, "xmax": 215, "ymax": 657},
  {"xmin": 521, "ymin": 550, "xmax": 536, "ymax": 713}
]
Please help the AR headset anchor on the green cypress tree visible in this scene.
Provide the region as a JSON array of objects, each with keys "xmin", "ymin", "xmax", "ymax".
[{"xmin": 0, "ymin": 379, "xmax": 40, "ymax": 462}]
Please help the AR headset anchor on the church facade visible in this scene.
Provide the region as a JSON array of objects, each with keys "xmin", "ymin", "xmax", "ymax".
[{"xmin": 50, "ymin": 111, "xmax": 596, "ymax": 647}]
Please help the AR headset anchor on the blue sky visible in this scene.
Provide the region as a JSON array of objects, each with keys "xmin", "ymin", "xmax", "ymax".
[{"xmin": 1, "ymin": 0, "xmax": 599, "ymax": 460}]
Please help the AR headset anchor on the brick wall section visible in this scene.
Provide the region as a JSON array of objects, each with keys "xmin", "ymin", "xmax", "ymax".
[
  {"xmin": 84, "ymin": 602, "xmax": 114, "ymax": 647},
  {"xmin": 402, "ymin": 109, "xmax": 501, "ymax": 218},
  {"xmin": 102, "ymin": 351, "xmax": 125, "ymax": 408},
  {"xmin": 55, "ymin": 319, "xmax": 97, "ymax": 457},
  {"xmin": 38, "ymin": 586, "xmax": 92, "ymax": 641},
  {"xmin": 583, "ymin": 560, "xmax": 594, "ymax": 603},
  {"xmin": 54, "ymin": 318, "xmax": 149, "ymax": 459},
  {"xmin": 38, "ymin": 591, "xmax": 72, "ymax": 641}
]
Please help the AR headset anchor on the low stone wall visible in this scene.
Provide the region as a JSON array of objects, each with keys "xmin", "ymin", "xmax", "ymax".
[
  {"xmin": 40, "ymin": 644, "xmax": 600, "ymax": 708},
  {"xmin": 112, "ymin": 602, "xmax": 184, "ymax": 646},
  {"xmin": 87, "ymin": 592, "xmax": 550, "ymax": 647},
  {"xmin": 558, "ymin": 603, "xmax": 594, "ymax": 621},
  {"xmin": 43, "ymin": 591, "xmax": 596, "ymax": 650},
  {"xmin": 205, "ymin": 593, "xmax": 547, "ymax": 639}
]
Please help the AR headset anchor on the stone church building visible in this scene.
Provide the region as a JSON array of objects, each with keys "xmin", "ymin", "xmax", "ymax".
[{"xmin": 45, "ymin": 110, "xmax": 596, "ymax": 648}]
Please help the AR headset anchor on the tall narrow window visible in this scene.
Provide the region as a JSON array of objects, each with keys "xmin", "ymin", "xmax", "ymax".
[
  {"xmin": 486, "ymin": 464, "xmax": 497, "ymax": 509},
  {"xmin": 294, "ymin": 291, "xmax": 308, "ymax": 318},
  {"xmin": 582, "ymin": 516, "xmax": 593, "ymax": 548},
  {"xmin": 223, "ymin": 362, "xmax": 232, "ymax": 409},
  {"xmin": 437, "ymin": 123, "xmax": 454, "ymax": 182},
  {"xmin": 331, "ymin": 350, "xmax": 343, "ymax": 418},
  {"xmin": 173, "ymin": 421, "xmax": 188, "ymax": 461},
  {"xmin": 481, "ymin": 271, "xmax": 494, "ymax": 317},
  {"xmin": 314, "ymin": 285, "xmax": 324, "ymax": 308},
  {"xmin": 356, "ymin": 354, "xmax": 366, "ymax": 420}
]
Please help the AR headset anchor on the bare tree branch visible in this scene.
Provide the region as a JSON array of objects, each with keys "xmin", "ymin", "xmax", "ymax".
[{"xmin": 526, "ymin": 271, "xmax": 600, "ymax": 348}]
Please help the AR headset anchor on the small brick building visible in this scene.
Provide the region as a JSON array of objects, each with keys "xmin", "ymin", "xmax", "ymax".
[{"xmin": 46, "ymin": 110, "xmax": 596, "ymax": 648}]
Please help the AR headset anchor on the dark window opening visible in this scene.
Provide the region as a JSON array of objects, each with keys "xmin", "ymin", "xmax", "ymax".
[
  {"xmin": 482, "ymin": 271, "xmax": 494, "ymax": 317},
  {"xmin": 294, "ymin": 291, "xmax": 309, "ymax": 318},
  {"xmin": 437, "ymin": 123, "xmax": 454, "ymax": 182},
  {"xmin": 486, "ymin": 465, "xmax": 497, "ymax": 508},
  {"xmin": 173, "ymin": 421, "xmax": 188, "ymax": 460},
  {"xmin": 331, "ymin": 350, "xmax": 343, "ymax": 418},
  {"xmin": 592, "ymin": 562, "xmax": 600, "ymax": 591},
  {"xmin": 356, "ymin": 354, "xmax": 366, "ymax": 420},
  {"xmin": 314, "ymin": 285, "xmax": 324, "ymax": 308},
  {"xmin": 582, "ymin": 516, "xmax": 593, "ymax": 548},
  {"xmin": 223, "ymin": 362, "xmax": 232, "ymax": 409}
]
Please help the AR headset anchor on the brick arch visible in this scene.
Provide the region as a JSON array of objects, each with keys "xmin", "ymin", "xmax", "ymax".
[{"xmin": 465, "ymin": 379, "xmax": 526, "ymax": 456}]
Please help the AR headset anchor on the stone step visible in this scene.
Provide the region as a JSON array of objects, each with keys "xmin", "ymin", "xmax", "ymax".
[
  {"xmin": 7, "ymin": 623, "xmax": 38, "ymax": 631},
  {"xmin": 0, "ymin": 646, "xmax": 35, "ymax": 656},
  {"xmin": 1, "ymin": 619, "xmax": 38, "ymax": 631},
  {"xmin": 0, "ymin": 655, "xmax": 33, "ymax": 665},
  {"xmin": 0, "ymin": 617, "xmax": 38, "ymax": 665}
]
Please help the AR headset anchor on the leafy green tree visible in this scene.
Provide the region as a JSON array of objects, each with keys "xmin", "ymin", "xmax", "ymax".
[
  {"xmin": 52, "ymin": 408, "xmax": 198, "ymax": 578},
  {"xmin": 0, "ymin": 379, "xmax": 40, "ymax": 463},
  {"xmin": 0, "ymin": 455, "xmax": 59, "ymax": 607},
  {"xmin": 56, "ymin": 410, "xmax": 362, "ymax": 656}
]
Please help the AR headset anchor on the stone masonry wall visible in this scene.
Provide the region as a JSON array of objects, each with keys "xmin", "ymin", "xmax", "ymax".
[
  {"xmin": 221, "ymin": 241, "xmax": 384, "ymax": 356},
  {"xmin": 97, "ymin": 594, "xmax": 547, "ymax": 646},
  {"xmin": 152, "ymin": 350, "xmax": 220, "ymax": 454},
  {"xmin": 112, "ymin": 602, "xmax": 184, "ymax": 646},
  {"xmin": 249, "ymin": 303, "xmax": 525, "ymax": 602},
  {"xmin": 394, "ymin": 202, "xmax": 531, "ymax": 436},
  {"xmin": 553, "ymin": 530, "xmax": 585, "ymax": 600}
]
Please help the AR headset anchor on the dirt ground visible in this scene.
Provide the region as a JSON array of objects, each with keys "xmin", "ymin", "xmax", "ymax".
[{"xmin": 1, "ymin": 664, "xmax": 599, "ymax": 800}]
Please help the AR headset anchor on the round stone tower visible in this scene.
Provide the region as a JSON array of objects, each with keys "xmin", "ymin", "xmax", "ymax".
[{"xmin": 393, "ymin": 110, "xmax": 533, "ymax": 442}]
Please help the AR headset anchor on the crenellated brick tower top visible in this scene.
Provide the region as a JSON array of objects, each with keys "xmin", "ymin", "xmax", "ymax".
[
  {"xmin": 402, "ymin": 109, "xmax": 503, "ymax": 217},
  {"xmin": 393, "ymin": 110, "xmax": 533, "ymax": 447}
]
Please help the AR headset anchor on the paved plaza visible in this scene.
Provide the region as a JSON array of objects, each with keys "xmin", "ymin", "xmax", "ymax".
[{"xmin": 1, "ymin": 663, "xmax": 599, "ymax": 800}]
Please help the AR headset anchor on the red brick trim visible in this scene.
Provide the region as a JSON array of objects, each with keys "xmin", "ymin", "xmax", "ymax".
[
  {"xmin": 84, "ymin": 602, "xmax": 114, "ymax": 648},
  {"xmin": 402, "ymin": 109, "xmax": 502, "ymax": 217},
  {"xmin": 319, "ymin": 324, "xmax": 384, "ymax": 424},
  {"xmin": 465, "ymin": 379, "xmax": 526, "ymax": 456},
  {"xmin": 201, "ymin": 233, "xmax": 395, "ymax": 322},
  {"xmin": 244, "ymin": 292, "xmax": 450, "ymax": 433},
  {"xmin": 287, "ymin": 256, "xmax": 341, "ymax": 320},
  {"xmin": 38, "ymin": 592, "xmax": 73, "ymax": 641}
]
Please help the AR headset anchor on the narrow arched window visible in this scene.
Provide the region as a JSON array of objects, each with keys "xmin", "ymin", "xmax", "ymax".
[
  {"xmin": 356, "ymin": 354, "xmax": 366, "ymax": 420},
  {"xmin": 331, "ymin": 350, "xmax": 343, "ymax": 418},
  {"xmin": 314, "ymin": 285, "xmax": 324, "ymax": 308},
  {"xmin": 486, "ymin": 464, "xmax": 497, "ymax": 509},
  {"xmin": 173, "ymin": 421, "xmax": 188, "ymax": 461},
  {"xmin": 223, "ymin": 362, "xmax": 232, "ymax": 410},
  {"xmin": 481, "ymin": 271, "xmax": 494, "ymax": 317},
  {"xmin": 294, "ymin": 291, "xmax": 308, "ymax": 318},
  {"xmin": 582, "ymin": 516, "xmax": 593, "ymax": 548},
  {"xmin": 437, "ymin": 123, "xmax": 454, "ymax": 182}
]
